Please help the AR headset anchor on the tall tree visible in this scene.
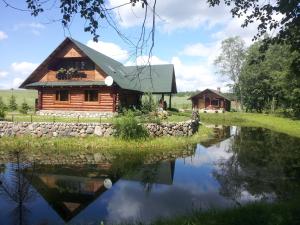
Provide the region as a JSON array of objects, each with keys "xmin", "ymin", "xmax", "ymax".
[
  {"xmin": 240, "ymin": 40, "xmax": 300, "ymax": 116},
  {"xmin": 214, "ymin": 36, "xmax": 246, "ymax": 109}
]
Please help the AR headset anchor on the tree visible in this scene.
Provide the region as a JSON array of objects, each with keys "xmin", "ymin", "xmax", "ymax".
[
  {"xmin": 239, "ymin": 40, "xmax": 300, "ymax": 116},
  {"xmin": 0, "ymin": 97, "xmax": 6, "ymax": 119},
  {"xmin": 20, "ymin": 100, "xmax": 30, "ymax": 114},
  {"xmin": 214, "ymin": 36, "xmax": 246, "ymax": 109},
  {"xmin": 8, "ymin": 95, "xmax": 18, "ymax": 111},
  {"xmin": 207, "ymin": 0, "xmax": 300, "ymax": 50}
]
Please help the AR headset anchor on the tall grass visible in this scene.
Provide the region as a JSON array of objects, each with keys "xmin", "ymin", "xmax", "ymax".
[
  {"xmin": 201, "ymin": 112, "xmax": 300, "ymax": 138},
  {"xmin": 0, "ymin": 126, "xmax": 213, "ymax": 155}
]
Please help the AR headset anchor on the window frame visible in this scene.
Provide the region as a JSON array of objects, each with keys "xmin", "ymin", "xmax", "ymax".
[
  {"xmin": 211, "ymin": 99, "xmax": 220, "ymax": 107},
  {"xmin": 55, "ymin": 90, "xmax": 69, "ymax": 102},
  {"xmin": 84, "ymin": 90, "xmax": 99, "ymax": 102}
]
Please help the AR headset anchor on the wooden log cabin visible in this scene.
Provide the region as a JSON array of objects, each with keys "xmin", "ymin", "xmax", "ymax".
[
  {"xmin": 20, "ymin": 38, "xmax": 177, "ymax": 113},
  {"xmin": 189, "ymin": 88, "xmax": 231, "ymax": 112}
]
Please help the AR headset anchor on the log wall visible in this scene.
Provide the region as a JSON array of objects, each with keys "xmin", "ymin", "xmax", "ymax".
[{"xmin": 40, "ymin": 87, "xmax": 116, "ymax": 112}]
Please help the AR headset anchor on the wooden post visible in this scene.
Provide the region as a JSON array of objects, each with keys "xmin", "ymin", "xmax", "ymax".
[{"xmin": 169, "ymin": 93, "xmax": 172, "ymax": 109}]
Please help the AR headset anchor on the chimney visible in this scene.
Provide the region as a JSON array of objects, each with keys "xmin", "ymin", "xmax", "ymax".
[{"xmin": 217, "ymin": 87, "xmax": 221, "ymax": 93}]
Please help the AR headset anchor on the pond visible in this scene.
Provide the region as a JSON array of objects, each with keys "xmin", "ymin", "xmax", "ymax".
[{"xmin": 0, "ymin": 126, "xmax": 300, "ymax": 225}]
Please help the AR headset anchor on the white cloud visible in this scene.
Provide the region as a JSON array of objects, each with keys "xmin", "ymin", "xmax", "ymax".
[
  {"xmin": 109, "ymin": 0, "xmax": 229, "ymax": 32},
  {"xmin": 125, "ymin": 55, "xmax": 226, "ymax": 92},
  {"xmin": 13, "ymin": 22, "xmax": 45, "ymax": 35},
  {"xmin": 12, "ymin": 78, "xmax": 24, "ymax": 88},
  {"xmin": 11, "ymin": 62, "xmax": 38, "ymax": 76},
  {"xmin": 87, "ymin": 40, "xmax": 129, "ymax": 61},
  {"xmin": 125, "ymin": 55, "xmax": 168, "ymax": 66},
  {"xmin": 0, "ymin": 31, "xmax": 8, "ymax": 40},
  {"xmin": 0, "ymin": 70, "xmax": 8, "ymax": 78}
]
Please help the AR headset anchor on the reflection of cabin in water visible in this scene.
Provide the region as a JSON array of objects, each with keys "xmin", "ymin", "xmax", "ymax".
[
  {"xmin": 189, "ymin": 88, "xmax": 231, "ymax": 111},
  {"xmin": 200, "ymin": 126, "xmax": 231, "ymax": 147},
  {"xmin": 29, "ymin": 163, "xmax": 114, "ymax": 222},
  {"xmin": 27, "ymin": 161, "xmax": 175, "ymax": 222}
]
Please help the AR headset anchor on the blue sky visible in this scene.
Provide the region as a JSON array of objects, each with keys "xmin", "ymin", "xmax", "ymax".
[{"xmin": 0, "ymin": 0, "xmax": 259, "ymax": 91}]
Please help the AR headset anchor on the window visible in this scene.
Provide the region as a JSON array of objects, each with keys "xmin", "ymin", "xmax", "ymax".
[
  {"xmin": 211, "ymin": 99, "xmax": 219, "ymax": 107},
  {"xmin": 85, "ymin": 90, "xmax": 98, "ymax": 102},
  {"xmin": 56, "ymin": 90, "xmax": 69, "ymax": 101}
]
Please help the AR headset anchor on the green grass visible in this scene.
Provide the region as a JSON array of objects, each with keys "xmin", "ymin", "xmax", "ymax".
[
  {"xmin": 151, "ymin": 198, "xmax": 300, "ymax": 225},
  {"xmin": 201, "ymin": 112, "xmax": 300, "ymax": 138},
  {"xmin": 171, "ymin": 95, "xmax": 191, "ymax": 109},
  {"xmin": 0, "ymin": 89, "xmax": 37, "ymax": 108},
  {"xmin": 3, "ymin": 110, "xmax": 192, "ymax": 123},
  {"xmin": 0, "ymin": 125, "xmax": 213, "ymax": 155},
  {"xmin": 4, "ymin": 112, "xmax": 113, "ymax": 123}
]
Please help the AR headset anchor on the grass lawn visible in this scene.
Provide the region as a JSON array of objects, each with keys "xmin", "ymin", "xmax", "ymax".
[
  {"xmin": 201, "ymin": 112, "xmax": 300, "ymax": 138},
  {"xmin": 0, "ymin": 89, "xmax": 37, "ymax": 108},
  {"xmin": 152, "ymin": 197, "xmax": 300, "ymax": 225},
  {"xmin": 0, "ymin": 125, "xmax": 213, "ymax": 155}
]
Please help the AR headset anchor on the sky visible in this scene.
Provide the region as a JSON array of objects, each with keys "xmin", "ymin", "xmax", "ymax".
[{"xmin": 0, "ymin": 0, "xmax": 260, "ymax": 92}]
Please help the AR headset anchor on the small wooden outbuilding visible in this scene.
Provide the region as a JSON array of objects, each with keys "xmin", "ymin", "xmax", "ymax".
[{"xmin": 188, "ymin": 88, "xmax": 231, "ymax": 111}]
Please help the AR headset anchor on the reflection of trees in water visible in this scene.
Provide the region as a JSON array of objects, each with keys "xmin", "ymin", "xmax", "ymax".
[
  {"xmin": 214, "ymin": 127, "xmax": 300, "ymax": 204},
  {"xmin": 140, "ymin": 163, "xmax": 160, "ymax": 193},
  {"xmin": 0, "ymin": 150, "xmax": 36, "ymax": 225}
]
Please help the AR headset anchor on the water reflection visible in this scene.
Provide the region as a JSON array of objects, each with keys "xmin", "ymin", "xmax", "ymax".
[{"xmin": 0, "ymin": 126, "xmax": 300, "ymax": 225}]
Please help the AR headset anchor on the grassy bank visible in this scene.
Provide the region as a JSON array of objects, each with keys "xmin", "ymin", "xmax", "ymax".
[
  {"xmin": 0, "ymin": 89, "xmax": 37, "ymax": 108},
  {"xmin": 0, "ymin": 125, "xmax": 213, "ymax": 155},
  {"xmin": 3, "ymin": 111, "xmax": 191, "ymax": 123},
  {"xmin": 201, "ymin": 112, "xmax": 300, "ymax": 138},
  {"xmin": 152, "ymin": 198, "xmax": 300, "ymax": 225}
]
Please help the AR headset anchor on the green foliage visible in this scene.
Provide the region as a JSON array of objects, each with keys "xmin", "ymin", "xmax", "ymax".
[
  {"xmin": 141, "ymin": 92, "xmax": 157, "ymax": 113},
  {"xmin": 0, "ymin": 108, "xmax": 6, "ymax": 120},
  {"xmin": 240, "ymin": 41, "xmax": 300, "ymax": 117},
  {"xmin": 8, "ymin": 95, "xmax": 18, "ymax": 111},
  {"xmin": 0, "ymin": 96, "xmax": 7, "ymax": 111},
  {"xmin": 214, "ymin": 36, "xmax": 246, "ymax": 107},
  {"xmin": 19, "ymin": 100, "xmax": 30, "ymax": 114},
  {"xmin": 113, "ymin": 110, "xmax": 149, "ymax": 140}
]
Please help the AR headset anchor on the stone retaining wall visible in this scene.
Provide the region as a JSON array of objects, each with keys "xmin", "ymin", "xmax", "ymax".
[
  {"xmin": 37, "ymin": 110, "xmax": 115, "ymax": 118},
  {"xmin": 0, "ymin": 120, "xmax": 199, "ymax": 138}
]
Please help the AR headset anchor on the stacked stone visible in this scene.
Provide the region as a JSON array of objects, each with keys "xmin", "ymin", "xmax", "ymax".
[
  {"xmin": 0, "ymin": 119, "xmax": 199, "ymax": 138},
  {"xmin": 37, "ymin": 110, "xmax": 115, "ymax": 118}
]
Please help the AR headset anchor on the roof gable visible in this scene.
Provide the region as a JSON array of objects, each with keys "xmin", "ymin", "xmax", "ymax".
[
  {"xmin": 20, "ymin": 37, "xmax": 177, "ymax": 94},
  {"xmin": 189, "ymin": 88, "xmax": 231, "ymax": 101}
]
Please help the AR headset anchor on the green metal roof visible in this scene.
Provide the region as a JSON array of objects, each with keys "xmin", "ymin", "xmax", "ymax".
[
  {"xmin": 26, "ymin": 81, "xmax": 105, "ymax": 87},
  {"xmin": 20, "ymin": 37, "xmax": 177, "ymax": 93},
  {"xmin": 70, "ymin": 38, "xmax": 176, "ymax": 93}
]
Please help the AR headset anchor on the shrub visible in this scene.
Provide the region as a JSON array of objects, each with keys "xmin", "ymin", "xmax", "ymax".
[
  {"xmin": 113, "ymin": 110, "xmax": 149, "ymax": 140},
  {"xmin": 8, "ymin": 95, "xmax": 18, "ymax": 111},
  {"xmin": 19, "ymin": 100, "xmax": 30, "ymax": 114},
  {"xmin": 0, "ymin": 108, "xmax": 5, "ymax": 120},
  {"xmin": 141, "ymin": 92, "xmax": 157, "ymax": 114},
  {"xmin": 0, "ymin": 97, "xmax": 7, "ymax": 120}
]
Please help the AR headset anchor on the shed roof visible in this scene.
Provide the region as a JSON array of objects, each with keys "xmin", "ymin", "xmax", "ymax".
[
  {"xmin": 188, "ymin": 88, "xmax": 231, "ymax": 101},
  {"xmin": 20, "ymin": 38, "xmax": 177, "ymax": 94}
]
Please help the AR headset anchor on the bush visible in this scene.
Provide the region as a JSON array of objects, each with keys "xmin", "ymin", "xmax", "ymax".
[
  {"xmin": 8, "ymin": 95, "xmax": 18, "ymax": 111},
  {"xmin": 141, "ymin": 92, "xmax": 157, "ymax": 114},
  {"xmin": 0, "ymin": 108, "xmax": 5, "ymax": 120},
  {"xmin": 19, "ymin": 100, "xmax": 30, "ymax": 114},
  {"xmin": 0, "ymin": 97, "xmax": 6, "ymax": 120},
  {"xmin": 113, "ymin": 110, "xmax": 149, "ymax": 140}
]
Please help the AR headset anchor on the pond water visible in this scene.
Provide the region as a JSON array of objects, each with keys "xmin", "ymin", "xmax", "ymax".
[{"xmin": 0, "ymin": 126, "xmax": 300, "ymax": 225}]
